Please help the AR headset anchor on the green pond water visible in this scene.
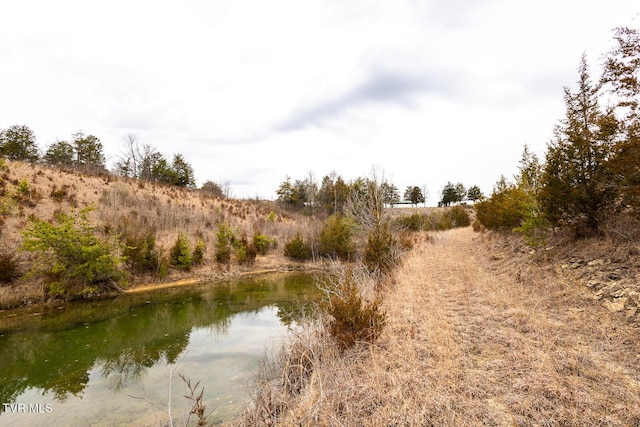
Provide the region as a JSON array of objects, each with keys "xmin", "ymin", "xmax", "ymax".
[{"xmin": 0, "ymin": 272, "xmax": 322, "ymax": 426}]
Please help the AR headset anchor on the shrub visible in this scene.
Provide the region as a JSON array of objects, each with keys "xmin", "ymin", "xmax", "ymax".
[
  {"xmin": 0, "ymin": 195, "xmax": 15, "ymax": 216},
  {"xmin": 122, "ymin": 232, "xmax": 160, "ymax": 274},
  {"xmin": 448, "ymin": 205, "xmax": 471, "ymax": 227},
  {"xmin": 325, "ymin": 274, "xmax": 387, "ymax": 351},
  {"xmin": 170, "ymin": 234, "xmax": 193, "ymax": 271},
  {"xmin": 158, "ymin": 253, "xmax": 169, "ymax": 278},
  {"xmin": 253, "ymin": 232, "xmax": 274, "ymax": 255},
  {"xmin": 13, "ymin": 178, "xmax": 40, "ymax": 207},
  {"xmin": 514, "ymin": 213, "xmax": 550, "ymax": 252},
  {"xmin": 20, "ymin": 207, "xmax": 126, "ymax": 298},
  {"xmin": 475, "ymin": 186, "xmax": 531, "ymax": 230},
  {"xmin": 318, "ymin": 215, "xmax": 355, "ymax": 261},
  {"xmin": 0, "ymin": 251, "xmax": 20, "ymax": 284},
  {"xmin": 192, "ymin": 238, "xmax": 206, "ymax": 266},
  {"xmin": 215, "ymin": 245, "xmax": 232, "ymax": 264},
  {"xmin": 50, "ymin": 185, "xmax": 68, "ymax": 203},
  {"xmin": 284, "ymin": 232, "xmax": 312, "ymax": 261},
  {"xmin": 432, "ymin": 212, "xmax": 454, "ymax": 230},
  {"xmin": 395, "ymin": 213, "xmax": 424, "ymax": 231},
  {"xmin": 397, "ymin": 208, "xmax": 470, "ymax": 233},
  {"xmin": 363, "ymin": 222, "xmax": 399, "ymax": 275},
  {"xmin": 234, "ymin": 245, "xmax": 248, "ymax": 264},
  {"xmin": 215, "ymin": 223, "xmax": 233, "ymax": 264},
  {"xmin": 234, "ymin": 235, "xmax": 257, "ymax": 265}
]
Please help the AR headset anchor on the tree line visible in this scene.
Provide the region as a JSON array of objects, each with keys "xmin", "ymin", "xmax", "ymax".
[
  {"xmin": 276, "ymin": 173, "xmax": 417, "ymax": 214},
  {"xmin": 276, "ymin": 173, "xmax": 484, "ymax": 214},
  {"xmin": 0, "ymin": 126, "xmax": 201, "ymax": 189},
  {"xmin": 476, "ymin": 26, "xmax": 640, "ymax": 241}
]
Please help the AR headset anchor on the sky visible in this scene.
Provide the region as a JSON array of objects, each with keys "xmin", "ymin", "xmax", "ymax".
[{"xmin": 1, "ymin": 1, "xmax": 639, "ymax": 202}]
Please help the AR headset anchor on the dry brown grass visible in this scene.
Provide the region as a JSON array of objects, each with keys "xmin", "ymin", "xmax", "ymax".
[
  {"xmin": 0, "ymin": 160, "xmax": 319, "ymax": 307},
  {"xmin": 240, "ymin": 227, "xmax": 640, "ymax": 426}
]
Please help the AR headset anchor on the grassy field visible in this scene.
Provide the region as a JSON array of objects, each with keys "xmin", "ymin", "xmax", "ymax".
[{"xmin": 245, "ymin": 227, "xmax": 640, "ymax": 426}]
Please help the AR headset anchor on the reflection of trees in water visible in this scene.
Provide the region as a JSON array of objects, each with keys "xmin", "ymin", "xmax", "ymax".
[
  {"xmin": 100, "ymin": 348, "xmax": 152, "ymax": 392},
  {"xmin": 274, "ymin": 298, "xmax": 320, "ymax": 326},
  {"xmin": 0, "ymin": 273, "xmax": 321, "ymax": 406},
  {"xmin": 203, "ymin": 313, "xmax": 232, "ymax": 337}
]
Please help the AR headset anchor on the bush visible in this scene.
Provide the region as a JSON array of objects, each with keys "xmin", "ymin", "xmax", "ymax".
[
  {"xmin": 122, "ymin": 232, "xmax": 160, "ymax": 274},
  {"xmin": 514, "ymin": 213, "xmax": 550, "ymax": 251},
  {"xmin": 170, "ymin": 234, "xmax": 193, "ymax": 271},
  {"xmin": 234, "ymin": 235, "xmax": 257, "ymax": 265},
  {"xmin": 13, "ymin": 178, "xmax": 40, "ymax": 207},
  {"xmin": 253, "ymin": 232, "xmax": 274, "ymax": 255},
  {"xmin": 284, "ymin": 232, "xmax": 312, "ymax": 261},
  {"xmin": 448, "ymin": 205, "xmax": 471, "ymax": 227},
  {"xmin": 21, "ymin": 207, "xmax": 126, "ymax": 298},
  {"xmin": 475, "ymin": 186, "xmax": 531, "ymax": 230},
  {"xmin": 431, "ymin": 212, "xmax": 454, "ymax": 231},
  {"xmin": 396, "ymin": 207, "xmax": 470, "ymax": 233},
  {"xmin": 50, "ymin": 185, "xmax": 68, "ymax": 203},
  {"xmin": 215, "ymin": 245, "xmax": 232, "ymax": 264},
  {"xmin": 215, "ymin": 223, "xmax": 233, "ymax": 264},
  {"xmin": 192, "ymin": 238, "xmax": 206, "ymax": 266},
  {"xmin": 158, "ymin": 253, "xmax": 169, "ymax": 278},
  {"xmin": 395, "ymin": 213, "xmax": 424, "ymax": 231},
  {"xmin": 318, "ymin": 215, "xmax": 355, "ymax": 261},
  {"xmin": 0, "ymin": 251, "xmax": 20, "ymax": 284},
  {"xmin": 325, "ymin": 274, "xmax": 387, "ymax": 351},
  {"xmin": 364, "ymin": 222, "xmax": 399, "ymax": 275}
]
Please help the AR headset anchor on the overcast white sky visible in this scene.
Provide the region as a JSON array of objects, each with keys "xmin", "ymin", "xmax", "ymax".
[{"xmin": 1, "ymin": 1, "xmax": 638, "ymax": 201}]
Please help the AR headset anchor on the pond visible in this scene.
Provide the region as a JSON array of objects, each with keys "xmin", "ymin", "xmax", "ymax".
[{"xmin": 0, "ymin": 272, "xmax": 323, "ymax": 426}]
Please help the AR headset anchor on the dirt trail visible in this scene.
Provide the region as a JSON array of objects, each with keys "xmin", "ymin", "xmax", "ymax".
[
  {"xmin": 385, "ymin": 227, "xmax": 640, "ymax": 425},
  {"xmin": 284, "ymin": 227, "xmax": 640, "ymax": 426}
]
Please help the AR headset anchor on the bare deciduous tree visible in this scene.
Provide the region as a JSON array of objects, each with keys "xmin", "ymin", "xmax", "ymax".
[{"xmin": 344, "ymin": 166, "xmax": 388, "ymax": 232}]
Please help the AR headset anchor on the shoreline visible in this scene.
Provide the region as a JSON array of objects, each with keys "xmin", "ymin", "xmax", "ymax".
[
  {"xmin": 125, "ymin": 264, "xmax": 326, "ymax": 294},
  {"xmin": 0, "ymin": 260, "xmax": 326, "ymax": 312}
]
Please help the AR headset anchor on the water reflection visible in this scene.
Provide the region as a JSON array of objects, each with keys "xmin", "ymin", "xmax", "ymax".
[{"xmin": 0, "ymin": 273, "xmax": 320, "ymax": 413}]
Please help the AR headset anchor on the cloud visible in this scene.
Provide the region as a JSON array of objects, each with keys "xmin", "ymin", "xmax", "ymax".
[{"xmin": 275, "ymin": 68, "xmax": 439, "ymax": 132}]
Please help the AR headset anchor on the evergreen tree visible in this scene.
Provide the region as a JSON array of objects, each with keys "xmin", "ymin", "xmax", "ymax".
[
  {"xmin": 171, "ymin": 153, "xmax": 196, "ymax": 188},
  {"xmin": 440, "ymin": 182, "xmax": 457, "ymax": 206},
  {"xmin": 0, "ymin": 124, "xmax": 39, "ymax": 162},
  {"xmin": 276, "ymin": 176, "xmax": 298, "ymax": 208},
  {"xmin": 601, "ymin": 26, "xmax": 640, "ymax": 210},
  {"xmin": 539, "ymin": 55, "xmax": 617, "ymax": 233},
  {"xmin": 44, "ymin": 140, "xmax": 75, "ymax": 168},
  {"xmin": 21, "ymin": 207, "xmax": 125, "ymax": 297},
  {"xmin": 404, "ymin": 186, "xmax": 425, "ymax": 206},
  {"xmin": 72, "ymin": 132, "xmax": 105, "ymax": 172},
  {"xmin": 466, "ymin": 185, "xmax": 484, "ymax": 202},
  {"xmin": 151, "ymin": 156, "xmax": 179, "ymax": 185},
  {"xmin": 317, "ymin": 173, "xmax": 349, "ymax": 215},
  {"xmin": 517, "ymin": 144, "xmax": 543, "ymax": 193},
  {"xmin": 454, "ymin": 183, "xmax": 467, "ymax": 204},
  {"xmin": 139, "ymin": 151, "xmax": 165, "ymax": 181}
]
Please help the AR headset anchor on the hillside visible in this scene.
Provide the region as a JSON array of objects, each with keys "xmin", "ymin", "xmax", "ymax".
[{"xmin": 0, "ymin": 160, "xmax": 315, "ymax": 308}]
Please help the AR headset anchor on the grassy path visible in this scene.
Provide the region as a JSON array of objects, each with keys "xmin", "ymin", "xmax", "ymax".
[{"xmin": 282, "ymin": 227, "xmax": 640, "ymax": 426}]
